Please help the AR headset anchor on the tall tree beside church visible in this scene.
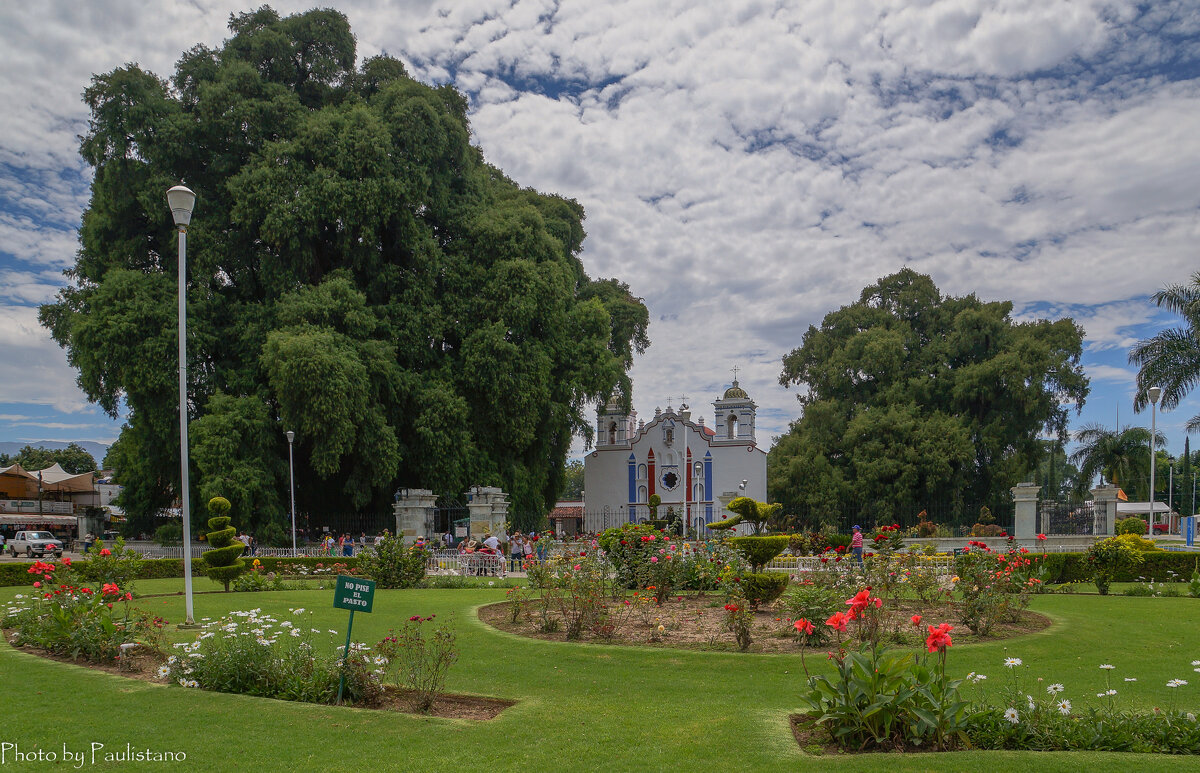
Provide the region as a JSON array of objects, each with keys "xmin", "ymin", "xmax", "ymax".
[
  {"xmin": 39, "ymin": 7, "xmax": 648, "ymax": 534},
  {"xmin": 768, "ymin": 269, "xmax": 1088, "ymax": 518}
]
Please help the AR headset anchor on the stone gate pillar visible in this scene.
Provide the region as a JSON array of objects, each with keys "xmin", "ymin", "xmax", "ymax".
[
  {"xmin": 1090, "ymin": 484, "xmax": 1119, "ymax": 537},
  {"xmin": 393, "ymin": 488, "xmax": 437, "ymax": 544},
  {"xmin": 465, "ymin": 487, "xmax": 509, "ymax": 541},
  {"xmin": 1011, "ymin": 482, "xmax": 1041, "ymax": 539}
]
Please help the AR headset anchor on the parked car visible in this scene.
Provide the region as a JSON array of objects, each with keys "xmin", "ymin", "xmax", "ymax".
[
  {"xmin": 8, "ymin": 530, "xmax": 64, "ymax": 558},
  {"xmin": 1153, "ymin": 522, "xmax": 1171, "ymax": 535}
]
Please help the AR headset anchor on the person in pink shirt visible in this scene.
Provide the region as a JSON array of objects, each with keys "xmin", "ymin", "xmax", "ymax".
[{"xmin": 851, "ymin": 525, "xmax": 863, "ymax": 566}]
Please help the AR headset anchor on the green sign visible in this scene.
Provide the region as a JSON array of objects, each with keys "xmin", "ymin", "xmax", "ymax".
[{"xmin": 333, "ymin": 575, "xmax": 375, "ymax": 613}]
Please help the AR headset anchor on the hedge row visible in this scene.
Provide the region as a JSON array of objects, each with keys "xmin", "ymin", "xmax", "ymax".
[
  {"xmin": 0, "ymin": 556, "xmax": 363, "ymax": 587},
  {"xmin": 1038, "ymin": 551, "xmax": 1200, "ymax": 584}
]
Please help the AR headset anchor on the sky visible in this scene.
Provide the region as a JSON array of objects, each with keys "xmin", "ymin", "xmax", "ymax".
[{"xmin": 1, "ymin": 0, "xmax": 1199, "ymax": 477}]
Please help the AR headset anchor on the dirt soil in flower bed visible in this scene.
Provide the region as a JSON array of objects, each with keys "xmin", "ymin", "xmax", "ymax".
[
  {"xmin": 478, "ymin": 595, "xmax": 1052, "ymax": 653},
  {"xmin": 2, "ymin": 633, "xmax": 514, "ymax": 720},
  {"xmin": 789, "ymin": 713, "xmax": 947, "ymax": 755}
]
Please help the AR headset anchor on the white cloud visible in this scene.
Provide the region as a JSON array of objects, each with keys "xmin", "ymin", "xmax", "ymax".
[
  {"xmin": 0, "ymin": 304, "xmax": 93, "ymax": 412},
  {"xmin": 3, "ymin": 0, "xmax": 1199, "ymax": 455}
]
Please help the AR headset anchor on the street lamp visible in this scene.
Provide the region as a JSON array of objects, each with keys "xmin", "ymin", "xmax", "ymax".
[
  {"xmin": 1147, "ymin": 386, "xmax": 1161, "ymax": 538},
  {"xmin": 286, "ymin": 430, "xmax": 296, "ymax": 556},
  {"xmin": 168, "ymin": 184, "xmax": 196, "ymax": 625}
]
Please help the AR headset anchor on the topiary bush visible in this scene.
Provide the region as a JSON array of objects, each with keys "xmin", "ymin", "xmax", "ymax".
[
  {"xmin": 202, "ymin": 496, "xmax": 247, "ymax": 591},
  {"xmin": 737, "ymin": 572, "xmax": 789, "ymax": 607},
  {"xmin": 728, "ymin": 535, "xmax": 789, "ymax": 572}
]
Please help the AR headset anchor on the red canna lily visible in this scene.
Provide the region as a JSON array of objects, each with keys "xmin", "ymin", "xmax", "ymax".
[
  {"xmin": 910, "ymin": 614, "xmax": 922, "ymax": 627},
  {"xmin": 826, "ymin": 611, "xmax": 849, "ymax": 631},
  {"xmin": 794, "ymin": 618, "xmax": 815, "ymax": 636},
  {"xmin": 925, "ymin": 623, "xmax": 954, "ymax": 653}
]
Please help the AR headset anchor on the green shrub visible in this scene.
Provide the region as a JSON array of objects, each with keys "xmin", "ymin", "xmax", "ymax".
[
  {"xmin": 1112, "ymin": 532, "xmax": 1160, "ymax": 553},
  {"xmin": 728, "ymin": 535, "xmax": 789, "ymax": 572},
  {"xmin": 781, "ymin": 583, "xmax": 839, "ymax": 644},
  {"xmin": 1114, "ymin": 516, "xmax": 1149, "ymax": 535},
  {"xmin": 737, "ymin": 571, "xmax": 788, "ymax": 607},
  {"xmin": 1087, "ymin": 537, "xmax": 1144, "ymax": 595},
  {"xmin": 0, "ymin": 556, "xmax": 360, "ymax": 587},
  {"xmin": 357, "ymin": 533, "xmax": 428, "ymax": 589},
  {"xmin": 201, "ymin": 496, "xmax": 247, "ymax": 591}
]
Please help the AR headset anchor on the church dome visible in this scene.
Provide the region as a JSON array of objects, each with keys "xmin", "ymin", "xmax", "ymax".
[{"xmin": 723, "ymin": 380, "xmax": 748, "ymax": 399}]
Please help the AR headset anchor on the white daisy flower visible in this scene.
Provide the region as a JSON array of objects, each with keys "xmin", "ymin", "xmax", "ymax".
[
  {"xmin": 1047, "ymin": 684, "xmax": 1064, "ymax": 695},
  {"xmin": 1124, "ymin": 678, "xmax": 1137, "ymax": 682},
  {"xmin": 1026, "ymin": 695, "xmax": 1036, "ymax": 711},
  {"xmin": 156, "ymin": 665, "xmax": 171, "ymax": 678},
  {"xmin": 1167, "ymin": 679, "xmax": 1188, "ymax": 688},
  {"xmin": 1004, "ymin": 658, "xmax": 1022, "ymax": 668},
  {"xmin": 1192, "ymin": 660, "xmax": 1200, "ymax": 666},
  {"xmin": 1004, "ymin": 708, "xmax": 1019, "ymax": 724},
  {"xmin": 1099, "ymin": 664, "xmax": 1115, "ymax": 670},
  {"xmin": 1057, "ymin": 699, "xmax": 1071, "ymax": 715}
]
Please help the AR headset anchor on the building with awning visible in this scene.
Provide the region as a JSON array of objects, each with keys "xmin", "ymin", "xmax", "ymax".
[{"xmin": 0, "ymin": 463, "xmax": 97, "ymax": 535}]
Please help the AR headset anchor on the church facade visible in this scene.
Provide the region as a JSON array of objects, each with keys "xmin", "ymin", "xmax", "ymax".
[{"xmin": 582, "ymin": 380, "xmax": 767, "ymax": 535}]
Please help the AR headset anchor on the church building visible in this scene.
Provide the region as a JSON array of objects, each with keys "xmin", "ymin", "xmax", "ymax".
[{"xmin": 582, "ymin": 379, "xmax": 767, "ymax": 534}]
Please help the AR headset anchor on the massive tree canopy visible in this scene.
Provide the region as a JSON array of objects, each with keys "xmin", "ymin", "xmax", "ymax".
[
  {"xmin": 40, "ymin": 7, "xmax": 648, "ymax": 534},
  {"xmin": 767, "ymin": 269, "xmax": 1088, "ymax": 521}
]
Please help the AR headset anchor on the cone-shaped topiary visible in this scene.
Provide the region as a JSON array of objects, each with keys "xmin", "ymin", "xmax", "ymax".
[{"xmin": 202, "ymin": 496, "xmax": 246, "ymax": 591}]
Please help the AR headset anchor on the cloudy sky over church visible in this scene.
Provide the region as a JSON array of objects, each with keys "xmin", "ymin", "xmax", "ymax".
[{"xmin": 1, "ymin": 0, "xmax": 1198, "ymax": 462}]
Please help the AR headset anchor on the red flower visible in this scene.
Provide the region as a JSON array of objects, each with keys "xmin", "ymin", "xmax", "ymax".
[
  {"xmin": 1037, "ymin": 533, "xmax": 1047, "ymax": 541},
  {"xmin": 61, "ymin": 557, "xmax": 71, "ymax": 565},
  {"xmin": 846, "ymin": 589, "xmax": 872, "ymax": 614},
  {"xmin": 820, "ymin": 557, "xmax": 829, "ymax": 564},
  {"xmin": 99, "ymin": 548, "xmax": 111, "ymax": 557},
  {"xmin": 123, "ymin": 592, "xmax": 133, "ymax": 601},
  {"xmin": 825, "ymin": 611, "xmax": 849, "ymax": 631},
  {"xmin": 794, "ymin": 618, "xmax": 815, "ymax": 636},
  {"xmin": 910, "ymin": 614, "xmax": 922, "ymax": 627},
  {"xmin": 724, "ymin": 603, "xmax": 740, "ymax": 613},
  {"xmin": 101, "ymin": 583, "xmax": 120, "ymax": 596},
  {"xmin": 925, "ymin": 623, "xmax": 954, "ymax": 653},
  {"xmin": 32, "ymin": 581, "xmax": 41, "ymax": 588}
]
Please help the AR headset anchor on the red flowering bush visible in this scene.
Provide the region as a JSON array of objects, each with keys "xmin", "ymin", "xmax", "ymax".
[{"xmin": 4, "ymin": 560, "xmax": 163, "ymax": 664}]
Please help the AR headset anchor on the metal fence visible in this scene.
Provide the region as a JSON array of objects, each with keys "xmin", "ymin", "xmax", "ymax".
[
  {"xmin": 426, "ymin": 550, "xmax": 508, "ymax": 576},
  {"xmin": 783, "ymin": 501, "xmax": 1015, "ymax": 536},
  {"xmin": 1038, "ymin": 500, "xmax": 1102, "ymax": 536}
]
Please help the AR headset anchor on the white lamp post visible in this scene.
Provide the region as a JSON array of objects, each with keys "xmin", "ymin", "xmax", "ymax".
[
  {"xmin": 286, "ymin": 430, "xmax": 296, "ymax": 555},
  {"xmin": 167, "ymin": 184, "xmax": 196, "ymax": 625},
  {"xmin": 1148, "ymin": 385, "xmax": 1161, "ymax": 538}
]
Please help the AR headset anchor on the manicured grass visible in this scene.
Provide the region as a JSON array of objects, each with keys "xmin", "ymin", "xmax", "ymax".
[{"xmin": 3, "ymin": 579, "xmax": 1200, "ymax": 771}]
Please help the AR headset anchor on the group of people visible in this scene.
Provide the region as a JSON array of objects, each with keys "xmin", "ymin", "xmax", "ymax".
[
  {"xmin": 319, "ymin": 532, "xmax": 381, "ymax": 557},
  {"xmin": 444, "ymin": 530, "xmax": 554, "ymax": 571}
]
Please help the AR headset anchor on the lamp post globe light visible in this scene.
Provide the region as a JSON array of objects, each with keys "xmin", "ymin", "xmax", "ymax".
[
  {"xmin": 167, "ymin": 185, "xmax": 196, "ymax": 625},
  {"xmin": 286, "ymin": 430, "xmax": 296, "ymax": 555},
  {"xmin": 1148, "ymin": 385, "xmax": 1162, "ymax": 538}
]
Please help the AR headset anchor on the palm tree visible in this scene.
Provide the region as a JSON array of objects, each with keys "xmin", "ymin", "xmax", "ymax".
[
  {"xmin": 1069, "ymin": 424, "xmax": 1165, "ymax": 497},
  {"xmin": 1130, "ymin": 271, "xmax": 1200, "ymax": 429}
]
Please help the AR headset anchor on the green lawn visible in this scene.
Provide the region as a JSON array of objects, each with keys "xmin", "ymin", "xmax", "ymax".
[{"xmin": 3, "ymin": 580, "xmax": 1200, "ymax": 772}]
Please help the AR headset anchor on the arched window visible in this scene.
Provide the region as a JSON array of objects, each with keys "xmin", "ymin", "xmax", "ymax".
[
  {"xmin": 638, "ymin": 485, "xmax": 648, "ymax": 503},
  {"xmin": 638, "ymin": 463, "xmax": 647, "ymax": 480},
  {"xmin": 727, "ymin": 414, "xmax": 739, "ymax": 439},
  {"xmin": 694, "ymin": 483, "xmax": 705, "ymax": 502},
  {"xmin": 608, "ymin": 421, "xmax": 617, "ymax": 444}
]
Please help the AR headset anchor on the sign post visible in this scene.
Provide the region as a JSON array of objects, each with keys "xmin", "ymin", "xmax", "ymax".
[{"xmin": 333, "ymin": 574, "xmax": 375, "ymax": 704}]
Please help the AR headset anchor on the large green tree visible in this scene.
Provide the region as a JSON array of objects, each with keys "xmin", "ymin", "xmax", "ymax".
[
  {"xmin": 768, "ymin": 270, "xmax": 1088, "ymax": 519},
  {"xmin": 39, "ymin": 7, "xmax": 647, "ymax": 534}
]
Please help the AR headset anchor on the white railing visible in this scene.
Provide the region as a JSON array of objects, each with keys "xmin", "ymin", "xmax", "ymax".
[{"xmin": 427, "ymin": 549, "xmax": 508, "ymax": 577}]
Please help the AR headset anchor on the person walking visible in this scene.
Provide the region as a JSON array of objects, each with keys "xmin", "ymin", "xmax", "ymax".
[
  {"xmin": 509, "ymin": 533, "xmax": 524, "ymax": 572},
  {"xmin": 851, "ymin": 525, "xmax": 864, "ymax": 566}
]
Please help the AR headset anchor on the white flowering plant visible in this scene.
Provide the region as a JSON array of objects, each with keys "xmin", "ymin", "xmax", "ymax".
[{"xmin": 158, "ymin": 608, "xmax": 382, "ymax": 705}]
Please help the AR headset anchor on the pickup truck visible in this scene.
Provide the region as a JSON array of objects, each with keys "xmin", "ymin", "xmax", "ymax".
[{"xmin": 7, "ymin": 530, "xmax": 64, "ymax": 558}]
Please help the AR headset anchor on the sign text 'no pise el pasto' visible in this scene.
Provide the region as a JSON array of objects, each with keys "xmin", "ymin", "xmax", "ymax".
[{"xmin": 333, "ymin": 575, "xmax": 375, "ymax": 613}]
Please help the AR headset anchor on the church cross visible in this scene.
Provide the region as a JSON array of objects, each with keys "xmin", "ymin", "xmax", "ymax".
[
  {"xmin": 730, "ymin": 365, "xmax": 740, "ymax": 381},
  {"xmin": 678, "ymin": 393, "xmax": 689, "ymax": 405}
]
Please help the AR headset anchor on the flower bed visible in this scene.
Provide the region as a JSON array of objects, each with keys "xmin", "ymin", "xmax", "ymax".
[{"xmin": 478, "ymin": 593, "xmax": 1050, "ymax": 653}]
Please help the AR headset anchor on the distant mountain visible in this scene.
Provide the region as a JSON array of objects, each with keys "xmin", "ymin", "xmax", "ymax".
[{"xmin": 0, "ymin": 440, "xmax": 111, "ymax": 466}]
